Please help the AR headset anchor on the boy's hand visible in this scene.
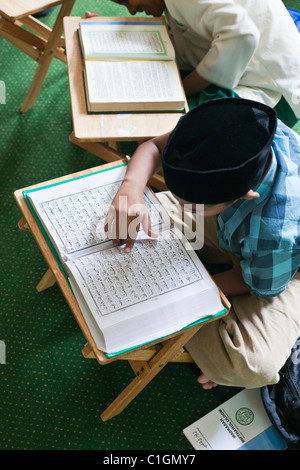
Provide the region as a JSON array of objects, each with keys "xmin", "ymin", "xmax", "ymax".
[
  {"xmin": 104, "ymin": 182, "xmax": 158, "ymax": 252},
  {"xmin": 103, "ymin": 133, "xmax": 167, "ymax": 251}
]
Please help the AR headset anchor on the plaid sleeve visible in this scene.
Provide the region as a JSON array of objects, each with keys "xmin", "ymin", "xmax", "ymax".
[{"xmin": 239, "ymin": 248, "xmax": 299, "ymax": 297}]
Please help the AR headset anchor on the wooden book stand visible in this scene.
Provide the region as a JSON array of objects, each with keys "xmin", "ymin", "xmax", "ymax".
[
  {"xmin": 14, "ymin": 161, "xmax": 230, "ymax": 421},
  {"xmin": 63, "ymin": 16, "xmax": 189, "ymax": 192},
  {"xmin": 0, "ymin": 0, "xmax": 75, "ymax": 112}
]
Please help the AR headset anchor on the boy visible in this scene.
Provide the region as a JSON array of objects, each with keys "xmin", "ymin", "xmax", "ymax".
[
  {"xmin": 104, "ymin": 98, "xmax": 300, "ymax": 390},
  {"xmin": 87, "ymin": 0, "xmax": 300, "ymax": 126}
]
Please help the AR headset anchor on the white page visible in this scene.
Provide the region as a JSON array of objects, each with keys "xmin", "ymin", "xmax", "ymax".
[
  {"xmin": 79, "ymin": 21, "xmax": 175, "ymax": 60},
  {"xmin": 65, "ymin": 229, "xmax": 225, "ymax": 353},
  {"xmin": 88, "ymin": 30, "xmax": 166, "ymax": 56},
  {"xmin": 84, "ymin": 60, "xmax": 185, "ymax": 106},
  {"xmin": 67, "ymin": 230, "xmax": 204, "ymax": 318}
]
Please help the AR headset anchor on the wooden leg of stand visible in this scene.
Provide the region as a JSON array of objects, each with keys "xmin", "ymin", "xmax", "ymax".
[
  {"xmin": 21, "ymin": 0, "xmax": 75, "ymax": 112},
  {"xmin": 69, "ymin": 132, "xmax": 125, "ymax": 162},
  {"xmin": 108, "ymin": 141, "xmax": 121, "ymax": 152},
  {"xmin": 36, "ymin": 268, "xmax": 56, "ymax": 292},
  {"xmin": 18, "ymin": 216, "xmax": 30, "ymax": 232},
  {"xmin": 17, "ymin": 218, "xmax": 56, "ymax": 291},
  {"xmin": 100, "ymin": 324, "xmax": 202, "ymax": 421},
  {"xmin": 128, "ymin": 360, "xmax": 150, "ymax": 377},
  {"xmin": 82, "ymin": 343, "xmax": 97, "ymax": 359}
]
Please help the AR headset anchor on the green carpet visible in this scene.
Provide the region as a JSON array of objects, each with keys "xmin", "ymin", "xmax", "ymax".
[{"xmin": 0, "ymin": 0, "xmax": 299, "ymax": 451}]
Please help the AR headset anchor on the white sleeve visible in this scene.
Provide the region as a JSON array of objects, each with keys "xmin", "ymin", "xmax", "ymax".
[{"xmin": 189, "ymin": 2, "xmax": 260, "ymax": 89}]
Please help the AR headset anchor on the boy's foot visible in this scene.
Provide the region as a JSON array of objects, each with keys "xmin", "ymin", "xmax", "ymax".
[
  {"xmin": 85, "ymin": 11, "xmax": 100, "ymax": 18},
  {"xmin": 197, "ymin": 373, "xmax": 218, "ymax": 390}
]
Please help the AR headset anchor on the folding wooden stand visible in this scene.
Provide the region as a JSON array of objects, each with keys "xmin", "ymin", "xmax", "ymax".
[
  {"xmin": 14, "ymin": 161, "xmax": 230, "ymax": 421},
  {"xmin": 0, "ymin": 0, "xmax": 75, "ymax": 112},
  {"xmin": 63, "ymin": 16, "xmax": 189, "ymax": 191}
]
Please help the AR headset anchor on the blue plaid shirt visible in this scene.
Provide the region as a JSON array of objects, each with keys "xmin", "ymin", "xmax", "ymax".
[{"xmin": 217, "ymin": 119, "xmax": 300, "ymax": 298}]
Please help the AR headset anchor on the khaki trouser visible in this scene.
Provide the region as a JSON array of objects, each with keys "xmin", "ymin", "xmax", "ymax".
[{"xmin": 157, "ymin": 191, "xmax": 300, "ymax": 388}]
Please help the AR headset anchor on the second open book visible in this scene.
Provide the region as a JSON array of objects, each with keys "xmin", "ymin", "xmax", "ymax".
[
  {"xmin": 23, "ymin": 163, "xmax": 227, "ymax": 356},
  {"xmin": 78, "ymin": 17, "xmax": 186, "ymax": 113}
]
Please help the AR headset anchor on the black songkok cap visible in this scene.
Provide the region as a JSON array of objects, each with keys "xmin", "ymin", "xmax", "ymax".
[{"xmin": 162, "ymin": 98, "xmax": 277, "ymax": 204}]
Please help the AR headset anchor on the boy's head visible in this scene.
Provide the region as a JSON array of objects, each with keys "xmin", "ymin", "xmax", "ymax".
[
  {"xmin": 109, "ymin": 0, "xmax": 166, "ymax": 17},
  {"xmin": 162, "ymin": 98, "xmax": 277, "ymax": 205}
]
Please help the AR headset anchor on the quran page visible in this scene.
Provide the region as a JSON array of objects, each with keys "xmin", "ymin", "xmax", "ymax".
[
  {"xmin": 78, "ymin": 20, "xmax": 176, "ymax": 61},
  {"xmin": 65, "ymin": 229, "xmax": 225, "ymax": 354},
  {"xmin": 24, "ymin": 164, "xmax": 168, "ymax": 261},
  {"xmin": 83, "ymin": 60, "xmax": 186, "ymax": 112}
]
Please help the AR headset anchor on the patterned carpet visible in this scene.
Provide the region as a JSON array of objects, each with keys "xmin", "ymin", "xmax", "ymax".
[{"xmin": 0, "ymin": 0, "xmax": 299, "ymax": 450}]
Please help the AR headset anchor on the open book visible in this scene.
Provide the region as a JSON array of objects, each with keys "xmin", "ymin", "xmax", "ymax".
[
  {"xmin": 77, "ymin": 18, "xmax": 186, "ymax": 113},
  {"xmin": 23, "ymin": 163, "xmax": 227, "ymax": 356}
]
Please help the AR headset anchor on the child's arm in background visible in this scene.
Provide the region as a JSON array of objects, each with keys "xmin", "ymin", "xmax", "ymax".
[{"xmin": 182, "ymin": 70, "xmax": 211, "ymax": 98}]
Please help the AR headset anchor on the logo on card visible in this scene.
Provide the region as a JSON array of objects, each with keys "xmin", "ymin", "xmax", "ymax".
[{"xmin": 235, "ymin": 407, "xmax": 254, "ymax": 426}]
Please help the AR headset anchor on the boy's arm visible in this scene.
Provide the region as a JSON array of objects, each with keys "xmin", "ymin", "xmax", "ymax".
[
  {"xmin": 182, "ymin": 70, "xmax": 211, "ymax": 98},
  {"xmin": 105, "ymin": 132, "xmax": 171, "ymax": 251},
  {"xmin": 122, "ymin": 133, "xmax": 170, "ymax": 190},
  {"xmin": 213, "ymin": 265, "xmax": 251, "ymax": 297}
]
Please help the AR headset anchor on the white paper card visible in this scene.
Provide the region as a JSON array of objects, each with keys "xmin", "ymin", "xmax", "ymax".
[{"xmin": 183, "ymin": 388, "xmax": 287, "ymax": 450}]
